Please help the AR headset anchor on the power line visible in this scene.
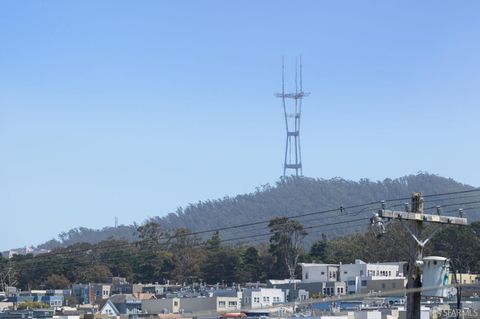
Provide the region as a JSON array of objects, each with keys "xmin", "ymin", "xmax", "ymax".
[{"xmin": 6, "ymin": 189, "xmax": 480, "ymax": 272}]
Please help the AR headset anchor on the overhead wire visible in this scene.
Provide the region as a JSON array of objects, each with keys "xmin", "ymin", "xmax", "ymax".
[{"xmin": 5, "ymin": 189, "xmax": 480, "ymax": 274}]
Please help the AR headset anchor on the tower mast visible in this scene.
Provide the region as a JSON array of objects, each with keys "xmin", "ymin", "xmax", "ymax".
[{"xmin": 275, "ymin": 56, "xmax": 310, "ymax": 177}]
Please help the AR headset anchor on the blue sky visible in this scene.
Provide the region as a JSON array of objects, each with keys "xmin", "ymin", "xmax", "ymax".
[{"xmin": 1, "ymin": 1, "xmax": 479, "ymax": 251}]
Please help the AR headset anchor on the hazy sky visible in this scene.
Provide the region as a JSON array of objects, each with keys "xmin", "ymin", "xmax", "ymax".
[{"xmin": 1, "ymin": 1, "xmax": 480, "ymax": 251}]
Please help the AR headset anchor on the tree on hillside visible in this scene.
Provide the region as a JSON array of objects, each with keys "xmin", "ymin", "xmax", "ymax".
[
  {"xmin": 237, "ymin": 246, "xmax": 261, "ymax": 283},
  {"xmin": 167, "ymin": 228, "xmax": 205, "ymax": 283},
  {"xmin": 310, "ymin": 234, "xmax": 330, "ymax": 263},
  {"xmin": 74, "ymin": 264, "xmax": 111, "ymax": 283},
  {"xmin": 268, "ymin": 217, "xmax": 307, "ymax": 279},
  {"xmin": 44, "ymin": 274, "xmax": 70, "ymax": 289},
  {"xmin": 134, "ymin": 220, "xmax": 173, "ymax": 283},
  {"xmin": 137, "ymin": 220, "xmax": 166, "ymax": 250},
  {"xmin": 202, "ymin": 232, "xmax": 241, "ymax": 284}
]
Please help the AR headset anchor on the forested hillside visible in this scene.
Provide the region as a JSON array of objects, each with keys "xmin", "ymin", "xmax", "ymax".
[{"xmin": 38, "ymin": 173, "xmax": 479, "ymax": 249}]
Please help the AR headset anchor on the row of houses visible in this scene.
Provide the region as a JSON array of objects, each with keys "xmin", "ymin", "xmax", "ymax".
[
  {"xmin": 2, "ymin": 259, "xmax": 479, "ymax": 318},
  {"xmin": 97, "ymin": 286, "xmax": 300, "ymax": 317}
]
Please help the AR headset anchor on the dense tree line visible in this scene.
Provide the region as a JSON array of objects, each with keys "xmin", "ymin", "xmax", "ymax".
[
  {"xmin": 37, "ymin": 174, "xmax": 480, "ymax": 250},
  {"xmin": 3, "ymin": 218, "xmax": 480, "ymax": 291}
]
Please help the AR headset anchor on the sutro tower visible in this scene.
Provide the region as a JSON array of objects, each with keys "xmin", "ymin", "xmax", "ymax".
[{"xmin": 275, "ymin": 56, "xmax": 310, "ymax": 177}]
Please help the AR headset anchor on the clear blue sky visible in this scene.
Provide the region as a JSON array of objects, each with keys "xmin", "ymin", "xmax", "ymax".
[{"xmin": 1, "ymin": 1, "xmax": 479, "ymax": 251}]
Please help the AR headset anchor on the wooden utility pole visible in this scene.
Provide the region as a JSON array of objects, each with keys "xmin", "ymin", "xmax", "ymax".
[
  {"xmin": 407, "ymin": 192, "xmax": 424, "ymax": 319},
  {"xmin": 376, "ymin": 192, "xmax": 468, "ymax": 319}
]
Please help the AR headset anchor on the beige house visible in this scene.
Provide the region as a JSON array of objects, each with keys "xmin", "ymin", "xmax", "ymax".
[{"xmin": 449, "ymin": 273, "xmax": 479, "ymax": 285}]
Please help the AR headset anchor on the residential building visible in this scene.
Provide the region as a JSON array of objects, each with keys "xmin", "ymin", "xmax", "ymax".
[
  {"xmin": 300, "ymin": 263, "xmax": 340, "ymax": 283},
  {"xmin": 99, "ymin": 300, "xmax": 119, "ymax": 317},
  {"xmin": 89, "ymin": 284, "xmax": 111, "ymax": 303},
  {"xmin": 300, "ymin": 260, "xmax": 406, "ymax": 295},
  {"xmin": 142, "ymin": 296, "xmax": 240, "ymax": 315},
  {"xmin": 142, "ymin": 298, "xmax": 180, "ymax": 314},
  {"xmin": 449, "ymin": 273, "xmax": 479, "ymax": 285},
  {"xmin": 100, "ymin": 294, "xmax": 141, "ymax": 316},
  {"xmin": 71, "ymin": 284, "xmax": 90, "ymax": 304},
  {"xmin": 1, "ymin": 247, "xmax": 50, "ymax": 259},
  {"xmin": 242, "ymin": 288, "xmax": 284, "ymax": 309},
  {"xmin": 10, "ymin": 290, "xmax": 64, "ymax": 307}
]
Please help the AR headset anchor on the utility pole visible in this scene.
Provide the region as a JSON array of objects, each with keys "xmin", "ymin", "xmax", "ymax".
[
  {"xmin": 407, "ymin": 193, "xmax": 424, "ymax": 319},
  {"xmin": 372, "ymin": 192, "xmax": 468, "ymax": 319}
]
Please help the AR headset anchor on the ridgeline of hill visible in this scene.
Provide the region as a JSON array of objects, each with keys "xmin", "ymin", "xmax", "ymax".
[{"xmin": 38, "ymin": 173, "xmax": 479, "ymax": 250}]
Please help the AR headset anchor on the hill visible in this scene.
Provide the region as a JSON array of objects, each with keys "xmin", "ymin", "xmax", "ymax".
[{"xmin": 38, "ymin": 173, "xmax": 479, "ymax": 249}]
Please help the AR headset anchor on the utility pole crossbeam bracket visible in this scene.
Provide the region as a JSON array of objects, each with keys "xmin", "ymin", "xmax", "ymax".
[{"xmin": 378, "ymin": 210, "xmax": 468, "ymax": 225}]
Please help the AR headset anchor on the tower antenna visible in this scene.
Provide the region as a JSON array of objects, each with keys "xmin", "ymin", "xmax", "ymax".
[{"xmin": 275, "ymin": 56, "xmax": 310, "ymax": 177}]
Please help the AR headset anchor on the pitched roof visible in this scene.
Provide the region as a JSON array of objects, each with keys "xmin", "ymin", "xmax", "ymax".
[{"xmin": 100, "ymin": 299, "xmax": 120, "ymax": 316}]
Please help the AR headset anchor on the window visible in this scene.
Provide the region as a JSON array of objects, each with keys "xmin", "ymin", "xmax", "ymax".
[
  {"xmin": 254, "ymin": 297, "xmax": 260, "ymax": 303},
  {"xmin": 174, "ymin": 301, "xmax": 178, "ymax": 307},
  {"xmin": 344, "ymin": 271, "xmax": 347, "ymax": 274},
  {"xmin": 305, "ymin": 272, "xmax": 309, "ymax": 279},
  {"xmin": 381, "ymin": 283, "xmax": 386, "ymax": 289},
  {"xmin": 219, "ymin": 301, "xmax": 226, "ymax": 308},
  {"xmin": 266, "ymin": 297, "xmax": 270, "ymax": 302},
  {"xmin": 392, "ymin": 283, "xmax": 396, "ymax": 288},
  {"xmin": 361, "ymin": 280, "xmax": 367, "ymax": 286},
  {"xmin": 228, "ymin": 301, "xmax": 237, "ymax": 307},
  {"xmin": 323, "ymin": 288, "xmax": 326, "ymax": 294},
  {"xmin": 347, "ymin": 280, "xmax": 355, "ymax": 285},
  {"xmin": 321, "ymin": 272, "xmax": 325, "ymax": 275},
  {"xmin": 360, "ymin": 270, "xmax": 364, "ymax": 276}
]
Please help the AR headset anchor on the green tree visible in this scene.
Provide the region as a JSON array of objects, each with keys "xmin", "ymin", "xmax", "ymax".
[
  {"xmin": 237, "ymin": 246, "xmax": 261, "ymax": 283},
  {"xmin": 44, "ymin": 274, "xmax": 70, "ymax": 289},
  {"xmin": 202, "ymin": 232, "xmax": 241, "ymax": 284},
  {"xmin": 134, "ymin": 220, "xmax": 171, "ymax": 283},
  {"xmin": 74, "ymin": 264, "xmax": 112, "ymax": 283},
  {"xmin": 268, "ymin": 217, "xmax": 307, "ymax": 279},
  {"xmin": 17, "ymin": 301, "xmax": 49, "ymax": 310},
  {"xmin": 310, "ymin": 234, "xmax": 329, "ymax": 262},
  {"xmin": 168, "ymin": 228, "xmax": 205, "ymax": 283}
]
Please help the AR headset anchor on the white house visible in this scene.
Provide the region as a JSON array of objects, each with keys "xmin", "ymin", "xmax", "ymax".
[
  {"xmin": 339, "ymin": 260, "xmax": 403, "ymax": 282},
  {"xmin": 299, "ymin": 260, "xmax": 406, "ymax": 295},
  {"xmin": 99, "ymin": 300, "xmax": 120, "ymax": 317},
  {"xmin": 242, "ymin": 288, "xmax": 285, "ymax": 309},
  {"xmin": 340, "ymin": 260, "xmax": 405, "ymax": 294},
  {"xmin": 299, "ymin": 263, "xmax": 340, "ymax": 283}
]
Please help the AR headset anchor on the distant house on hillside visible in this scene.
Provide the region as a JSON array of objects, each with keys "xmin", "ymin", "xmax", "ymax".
[{"xmin": 106, "ymin": 294, "xmax": 141, "ymax": 315}]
